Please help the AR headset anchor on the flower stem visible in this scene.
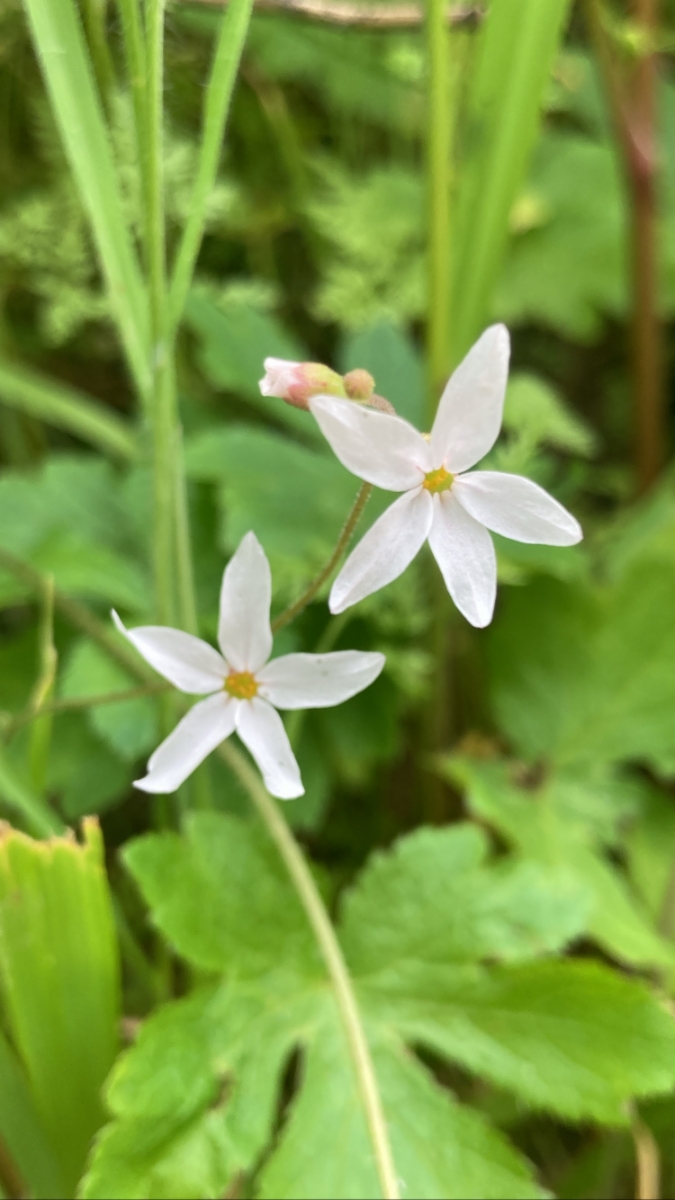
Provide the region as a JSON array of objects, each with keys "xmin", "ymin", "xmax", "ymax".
[
  {"xmin": 271, "ymin": 482, "xmax": 372, "ymax": 633},
  {"xmin": 217, "ymin": 739, "xmax": 400, "ymax": 1200}
]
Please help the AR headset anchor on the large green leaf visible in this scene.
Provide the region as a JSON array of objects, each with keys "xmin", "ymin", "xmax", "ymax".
[
  {"xmin": 60, "ymin": 640, "xmax": 158, "ymax": 763},
  {"xmin": 0, "ymin": 820, "xmax": 120, "ymax": 1194},
  {"xmin": 83, "ymin": 813, "xmax": 675, "ymax": 1198}
]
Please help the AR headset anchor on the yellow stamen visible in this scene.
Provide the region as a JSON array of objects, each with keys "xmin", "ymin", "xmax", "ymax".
[
  {"xmin": 224, "ymin": 670, "xmax": 258, "ymax": 700},
  {"xmin": 422, "ymin": 466, "xmax": 454, "ymax": 494}
]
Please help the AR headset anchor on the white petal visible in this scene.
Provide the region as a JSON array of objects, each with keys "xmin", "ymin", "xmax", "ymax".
[
  {"xmin": 134, "ymin": 693, "xmax": 237, "ymax": 793},
  {"xmin": 309, "ymin": 394, "xmax": 432, "ymax": 491},
  {"xmin": 329, "ymin": 488, "xmax": 433, "ymax": 614},
  {"xmin": 259, "ymin": 357, "xmax": 302, "ymax": 398},
  {"xmin": 454, "ymin": 471, "xmax": 583, "ymax": 546},
  {"xmin": 112, "ymin": 610, "xmax": 226, "ymax": 694},
  {"xmin": 430, "ymin": 325, "xmax": 510, "ymax": 474},
  {"xmin": 428, "ymin": 492, "xmax": 497, "ymax": 628},
  {"xmin": 235, "ymin": 697, "xmax": 303, "ymax": 800},
  {"xmin": 218, "ymin": 532, "xmax": 273, "ymax": 672},
  {"xmin": 258, "ymin": 650, "xmax": 385, "ymax": 710}
]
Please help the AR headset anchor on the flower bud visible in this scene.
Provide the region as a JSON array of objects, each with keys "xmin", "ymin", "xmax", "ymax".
[
  {"xmin": 259, "ymin": 357, "xmax": 346, "ymax": 411},
  {"xmin": 343, "ymin": 368, "xmax": 375, "ymax": 401}
]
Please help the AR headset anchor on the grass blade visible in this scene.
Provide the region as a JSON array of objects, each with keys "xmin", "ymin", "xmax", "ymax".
[
  {"xmin": 451, "ymin": 0, "xmax": 572, "ymax": 363},
  {"xmin": 0, "ymin": 358, "xmax": 138, "ymax": 461},
  {"xmin": 22, "ymin": 0, "xmax": 151, "ymax": 398},
  {"xmin": 0, "ymin": 747, "xmax": 64, "ymax": 839},
  {"xmin": 169, "ymin": 0, "xmax": 255, "ymax": 329}
]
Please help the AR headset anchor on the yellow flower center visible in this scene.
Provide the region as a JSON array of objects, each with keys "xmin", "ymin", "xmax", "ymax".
[
  {"xmin": 224, "ymin": 670, "xmax": 258, "ymax": 700},
  {"xmin": 422, "ymin": 466, "xmax": 454, "ymax": 494}
]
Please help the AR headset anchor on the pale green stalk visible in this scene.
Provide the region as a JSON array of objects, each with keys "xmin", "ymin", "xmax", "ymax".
[
  {"xmin": 218, "ymin": 740, "xmax": 400, "ymax": 1200},
  {"xmin": 28, "ymin": 576, "xmax": 57, "ymax": 796},
  {"xmin": 169, "ymin": 0, "xmax": 256, "ymax": 329},
  {"xmin": 145, "ymin": 0, "xmax": 177, "ymax": 626},
  {"xmin": 81, "ymin": 0, "xmax": 116, "ymax": 106},
  {"xmin": 116, "ymin": 0, "xmax": 150, "ymax": 242},
  {"xmin": 426, "ymin": 0, "xmax": 453, "ymax": 419}
]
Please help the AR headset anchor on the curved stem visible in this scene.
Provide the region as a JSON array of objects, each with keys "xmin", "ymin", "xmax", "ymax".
[
  {"xmin": 217, "ymin": 739, "xmax": 400, "ymax": 1200},
  {"xmin": 271, "ymin": 482, "xmax": 372, "ymax": 633}
]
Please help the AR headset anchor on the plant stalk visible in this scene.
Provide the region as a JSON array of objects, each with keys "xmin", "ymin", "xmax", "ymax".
[
  {"xmin": 585, "ymin": 0, "xmax": 665, "ymax": 492},
  {"xmin": 426, "ymin": 0, "xmax": 452, "ymax": 418},
  {"xmin": 272, "ymin": 482, "xmax": 372, "ymax": 633},
  {"xmin": 217, "ymin": 739, "xmax": 400, "ymax": 1200}
]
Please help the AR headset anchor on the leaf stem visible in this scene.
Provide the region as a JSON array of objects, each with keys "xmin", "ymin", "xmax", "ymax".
[
  {"xmin": 3, "ymin": 683, "xmax": 170, "ymax": 738},
  {"xmin": 271, "ymin": 482, "xmax": 372, "ymax": 633},
  {"xmin": 217, "ymin": 739, "xmax": 400, "ymax": 1200}
]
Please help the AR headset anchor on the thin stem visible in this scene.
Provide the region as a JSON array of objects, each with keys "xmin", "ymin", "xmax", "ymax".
[
  {"xmin": 632, "ymin": 1111, "xmax": 660, "ymax": 1200},
  {"xmin": 145, "ymin": 0, "xmax": 178, "ymax": 626},
  {"xmin": 3, "ymin": 683, "xmax": 170, "ymax": 739},
  {"xmin": 117, "ymin": 0, "xmax": 150, "ymax": 247},
  {"xmin": 272, "ymin": 482, "xmax": 372, "ymax": 633},
  {"xmin": 173, "ymin": 424, "xmax": 200, "ymax": 636},
  {"xmin": 426, "ymin": 0, "xmax": 452, "ymax": 418},
  {"xmin": 585, "ymin": 0, "xmax": 665, "ymax": 492},
  {"xmin": 82, "ymin": 0, "xmax": 116, "ymax": 109},
  {"xmin": 217, "ymin": 739, "xmax": 400, "ymax": 1200},
  {"xmin": 28, "ymin": 575, "xmax": 57, "ymax": 794},
  {"xmin": 169, "ymin": 0, "xmax": 255, "ymax": 330}
]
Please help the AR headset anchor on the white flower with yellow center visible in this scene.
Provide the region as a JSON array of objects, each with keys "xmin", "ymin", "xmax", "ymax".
[
  {"xmin": 113, "ymin": 533, "xmax": 385, "ymax": 799},
  {"xmin": 309, "ymin": 325, "xmax": 582, "ymax": 627}
]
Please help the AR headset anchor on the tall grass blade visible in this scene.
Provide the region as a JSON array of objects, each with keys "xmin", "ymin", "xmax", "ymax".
[
  {"xmin": 451, "ymin": 0, "xmax": 572, "ymax": 363},
  {"xmin": 0, "ymin": 1027, "xmax": 65, "ymax": 1200},
  {"xmin": 22, "ymin": 0, "xmax": 151, "ymax": 398}
]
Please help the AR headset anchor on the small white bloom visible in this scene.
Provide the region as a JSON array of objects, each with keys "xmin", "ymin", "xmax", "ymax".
[
  {"xmin": 309, "ymin": 325, "xmax": 582, "ymax": 628},
  {"xmin": 113, "ymin": 533, "xmax": 385, "ymax": 799}
]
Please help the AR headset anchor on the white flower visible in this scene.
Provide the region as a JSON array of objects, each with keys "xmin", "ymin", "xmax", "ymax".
[
  {"xmin": 113, "ymin": 533, "xmax": 385, "ymax": 799},
  {"xmin": 309, "ymin": 325, "xmax": 582, "ymax": 628}
]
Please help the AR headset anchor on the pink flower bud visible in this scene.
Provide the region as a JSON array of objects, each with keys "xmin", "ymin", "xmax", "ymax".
[
  {"xmin": 343, "ymin": 368, "xmax": 375, "ymax": 400},
  {"xmin": 259, "ymin": 358, "xmax": 346, "ymax": 411}
]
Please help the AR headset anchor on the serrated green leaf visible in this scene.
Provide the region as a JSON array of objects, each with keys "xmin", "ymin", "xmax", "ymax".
[
  {"xmin": 366, "ymin": 959, "xmax": 675, "ymax": 1124},
  {"xmin": 502, "ymin": 372, "xmax": 597, "ymax": 458},
  {"xmin": 260, "ymin": 1021, "xmax": 544, "ymax": 1200},
  {"xmin": 340, "ymin": 824, "xmax": 589, "ymax": 975},
  {"xmin": 123, "ymin": 812, "xmax": 321, "ymax": 980},
  {"xmin": 444, "ymin": 757, "xmax": 675, "ymax": 971}
]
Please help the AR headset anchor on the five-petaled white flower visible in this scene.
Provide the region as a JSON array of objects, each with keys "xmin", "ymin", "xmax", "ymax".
[
  {"xmin": 309, "ymin": 325, "xmax": 582, "ymax": 628},
  {"xmin": 113, "ymin": 533, "xmax": 385, "ymax": 799}
]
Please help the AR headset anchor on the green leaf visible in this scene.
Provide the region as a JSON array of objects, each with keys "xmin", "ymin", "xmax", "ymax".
[
  {"xmin": 46, "ymin": 712, "xmax": 132, "ymax": 820},
  {"xmin": 260, "ymin": 1024, "xmax": 544, "ymax": 1200},
  {"xmin": 367, "ymin": 959, "xmax": 675, "ymax": 1124},
  {"xmin": 444, "ymin": 757, "xmax": 675, "ymax": 971},
  {"xmin": 82, "ymin": 981, "xmax": 305, "ymax": 1200},
  {"xmin": 0, "ymin": 820, "xmax": 120, "ymax": 1194},
  {"xmin": 495, "ymin": 133, "xmax": 627, "ymax": 340},
  {"xmin": 340, "ymin": 824, "xmax": 589, "ymax": 975},
  {"xmin": 502, "ymin": 372, "xmax": 597, "ymax": 458},
  {"xmin": 0, "ymin": 745, "xmax": 63, "ymax": 838},
  {"xmin": 488, "ymin": 565, "xmax": 675, "ymax": 773},
  {"xmin": 60, "ymin": 639, "xmax": 158, "ymax": 762},
  {"xmin": 22, "ymin": 0, "xmax": 150, "ymax": 396},
  {"xmin": 452, "ymin": 0, "xmax": 573, "ymax": 360},
  {"xmin": 0, "ymin": 357, "xmax": 138, "ymax": 461},
  {"xmin": 123, "ymin": 812, "xmax": 321, "ymax": 980}
]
